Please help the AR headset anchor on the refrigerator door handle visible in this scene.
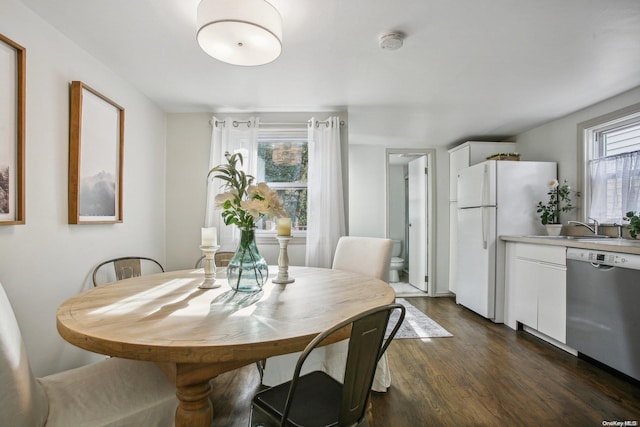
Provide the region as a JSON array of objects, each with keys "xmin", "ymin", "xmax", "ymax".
[
  {"xmin": 481, "ymin": 206, "xmax": 488, "ymax": 249},
  {"xmin": 481, "ymin": 164, "xmax": 489, "ymax": 250},
  {"xmin": 481, "ymin": 164, "xmax": 488, "ymax": 207}
]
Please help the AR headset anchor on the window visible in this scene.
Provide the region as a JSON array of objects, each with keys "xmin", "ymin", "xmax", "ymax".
[
  {"xmin": 254, "ymin": 128, "xmax": 308, "ymax": 234},
  {"xmin": 580, "ymin": 104, "xmax": 640, "ymax": 223}
]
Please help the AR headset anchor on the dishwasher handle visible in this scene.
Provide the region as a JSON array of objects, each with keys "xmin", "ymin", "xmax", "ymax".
[{"xmin": 589, "ymin": 263, "xmax": 615, "ymax": 271}]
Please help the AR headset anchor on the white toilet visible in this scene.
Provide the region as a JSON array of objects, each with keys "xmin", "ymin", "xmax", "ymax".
[{"xmin": 388, "ymin": 240, "xmax": 404, "ymax": 283}]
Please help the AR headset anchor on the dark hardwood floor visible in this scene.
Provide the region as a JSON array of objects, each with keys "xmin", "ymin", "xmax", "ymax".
[{"xmin": 209, "ymin": 296, "xmax": 640, "ymax": 426}]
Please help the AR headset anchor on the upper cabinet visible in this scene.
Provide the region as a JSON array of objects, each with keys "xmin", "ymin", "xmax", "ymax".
[{"xmin": 448, "ymin": 141, "xmax": 516, "ymax": 201}]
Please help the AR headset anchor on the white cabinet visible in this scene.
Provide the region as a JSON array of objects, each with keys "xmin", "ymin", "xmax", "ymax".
[
  {"xmin": 449, "ymin": 145, "xmax": 470, "ymax": 200},
  {"xmin": 505, "ymin": 242, "xmax": 567, "ymax": 343},
  {"xmin": 448, "ymin": 141, "xmax": 515, "ymax": 292},
  {"xmin": 448, "ymin": 141, "xmax": 515, "ymax": 202}
]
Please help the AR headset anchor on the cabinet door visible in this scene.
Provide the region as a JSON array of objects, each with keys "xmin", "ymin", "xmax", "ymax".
[
  {"xmin": 538, "ymin": 269, "xmax": 566, "ymax": 343},
  {"xmin": 449, "ymin": 145, "xmax": 469, "ymax": 201},
  {"xmin": 510, "ymin": 257, "xmax": 539, "ymax": 329}
]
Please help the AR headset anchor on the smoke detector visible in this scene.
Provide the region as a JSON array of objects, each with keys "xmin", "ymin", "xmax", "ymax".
[{"xmin": 379, "ymin": 32, "xmax": 404, "ymax": 51}]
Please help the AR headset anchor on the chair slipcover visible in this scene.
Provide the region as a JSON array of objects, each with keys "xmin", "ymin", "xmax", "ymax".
[
  {"xmin": 0, "ymin": 281, "xmax": 178, "ymax": 427},
  {"xmin": 262, "ymin": 236, "xmax": 394, "ymax": 392},
  {"xmin": 40, "ymin": 358, "xmax": 177, "ymax": 427},
  {"xmin": 0, "ymin": 283, "xmax": 49, "ymax": 427}
]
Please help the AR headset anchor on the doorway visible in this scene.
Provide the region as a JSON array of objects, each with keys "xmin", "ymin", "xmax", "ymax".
[{"xmin": 386, "ymin": 149, "xmax": 435, "ymax": 295}]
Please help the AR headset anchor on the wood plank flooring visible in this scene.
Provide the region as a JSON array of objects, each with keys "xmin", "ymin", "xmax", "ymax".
[{"xmin": 208, "ymin": 296, "xmax": 640, "ymax": 426}]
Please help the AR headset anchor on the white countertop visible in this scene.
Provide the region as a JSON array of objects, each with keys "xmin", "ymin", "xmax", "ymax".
[{"xmin": 500, "ymin": 235, "xmax": 640, "ymax": 255}]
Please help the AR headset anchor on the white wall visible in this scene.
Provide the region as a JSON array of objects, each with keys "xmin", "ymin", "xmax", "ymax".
[
  {"xmin": 0, "ymin": 0, "xmax": 166, "ymax": 377},
  {"xmin": 348, "ymin": 145, "xmax": 387, "ymax": 238},
  {"xmin": 388, "ymin": 164, "xmax": 405, "ymax": 242},
  {"xmin": 165, "ymin": 113, "xmax": 211, "ymax": 270},
  {"xmin": 434, "ymin": 147, "xmax": 451, "ymax": 294}
]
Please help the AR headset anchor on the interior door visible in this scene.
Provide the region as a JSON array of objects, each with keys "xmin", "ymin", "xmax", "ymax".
[{"xmin": 408, "ymin": 156, "xmax": 428, "ymax": 292}]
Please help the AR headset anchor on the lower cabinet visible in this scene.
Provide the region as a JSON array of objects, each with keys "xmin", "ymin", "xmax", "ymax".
[{"xmin": 505, "ymin": 242, "xmax": 567, "ymax": 343}]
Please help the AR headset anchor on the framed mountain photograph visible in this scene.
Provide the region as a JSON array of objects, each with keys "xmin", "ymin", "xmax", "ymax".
[
  {"xmin": 68, "ymin": 81, "xmax": 124, "ymax": 224},
  {"xmin": 0, "ymin": 33, "xmax": 25, "ymax": 225}
]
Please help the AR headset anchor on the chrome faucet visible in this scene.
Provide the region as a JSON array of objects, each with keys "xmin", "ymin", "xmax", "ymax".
[
  {"xmin": 568, "ymin": 217, "xmax": 599, "ymax": 235},
  {"xmin": 613, "ymin": 222, "xmax": 624, "ymax": 238}
]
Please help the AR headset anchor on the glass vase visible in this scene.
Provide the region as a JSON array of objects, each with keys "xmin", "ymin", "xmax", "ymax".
[{"xmin": 227, "ymin": 227, "xmax": 268, "ymax": 292}]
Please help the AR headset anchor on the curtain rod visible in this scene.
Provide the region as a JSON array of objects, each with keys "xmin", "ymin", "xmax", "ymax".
[{"xmin": 209, "ymin": 119, "xmax": 346, "ymax": 128}]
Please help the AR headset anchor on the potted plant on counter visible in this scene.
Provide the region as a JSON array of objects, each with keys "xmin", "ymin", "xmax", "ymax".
[
  {"xmin": 624, "ymin": 211, "xmax": 640, "ymax": 239},
  {"xmin": 536, "ymin": 179, "xmax": 579, "ymax": 235}
]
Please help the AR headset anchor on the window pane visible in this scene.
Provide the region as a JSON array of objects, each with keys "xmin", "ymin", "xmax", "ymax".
[
  {"xmin": 586, "ymin": 107, "xmax": 640, "ymax": 222},
  {"xmin": 257, "ymin": 141, "xmax": 308, "ymax": 183},
  {"xmin": 601, "ymin": 123, "xmax": 640, "ymax": 157},
  {"xmin": 256, "ymin": 188, "xmax": 307, "ymax": 232},
  {"xmin": 255, "ymin": 134, "xmax": 308, "ymax": 234}
]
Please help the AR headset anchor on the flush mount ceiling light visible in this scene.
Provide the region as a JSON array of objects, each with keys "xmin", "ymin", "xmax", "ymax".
[{"xmin": 196, "ymin": 0, "xmax": 283, "ymax": 66}]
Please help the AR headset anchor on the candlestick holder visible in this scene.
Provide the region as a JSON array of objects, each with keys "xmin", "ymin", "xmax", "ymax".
[
  {"xmin": 272, "ymin": 236, "xmax": 294, "ymax": 284},
  {"xmin": 199, "ymin": 245, "xmax": 221, "ymax": 289}
]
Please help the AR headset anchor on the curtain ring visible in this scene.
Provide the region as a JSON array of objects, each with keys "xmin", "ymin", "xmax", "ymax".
[{"xmin": 232, "ymin": 120, "xmax": 252, "ymax": 128}]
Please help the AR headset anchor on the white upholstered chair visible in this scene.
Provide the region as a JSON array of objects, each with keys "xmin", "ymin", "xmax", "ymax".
[
  {"xmin": 331, "ymin": 236, "xmax": 392, "ymax": 280},
  {"xmin": 0, "ymin": 281, "xmax": 178, "ymax": 427},
  {"xmin": 261, "ymin": 236, "xmax": 395, "ymax": 392}
]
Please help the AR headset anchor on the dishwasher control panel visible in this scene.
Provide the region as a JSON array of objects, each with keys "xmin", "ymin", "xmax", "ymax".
[{"xmin": 567, "ymin": 248, "xmax": 640, "ymax": 269}]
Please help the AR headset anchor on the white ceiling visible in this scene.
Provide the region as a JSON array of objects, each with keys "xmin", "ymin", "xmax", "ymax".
[{"xmin": 20, "ymin": 0, "xmax": 640, "ymax": 147}]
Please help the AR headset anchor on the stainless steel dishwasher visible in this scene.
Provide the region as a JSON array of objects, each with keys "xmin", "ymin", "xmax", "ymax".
[{"xmin": 566, "ymin": 247, "xmax": 640, "ymax": 382}]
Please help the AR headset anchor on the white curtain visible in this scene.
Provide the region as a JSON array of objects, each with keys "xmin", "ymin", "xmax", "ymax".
[
  {"xmin": 204, "ymin": 116, "xmax": 260, "ymax": 251},
  {"xmin": 589, "ymin": 151, "xmax": 640, "ymax": 223},
  {"xmin": 305, "ymin": 116, "xmax": 346, "ymax": 267}
]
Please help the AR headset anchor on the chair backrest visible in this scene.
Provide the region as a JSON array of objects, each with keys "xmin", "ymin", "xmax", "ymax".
[
  {"xmin": 0, "ymin": 281, "xmax": 49, "ymax": 427},
  {"xmin": 215, "ymin": 251, "xmax": 234, "ymax": 267},
  {"xmin": 332, "ymin": 236, "xmax": 393, "ymax": 281},
  {"xmin": 282, "ymin": 303, "xmax": 405, "ymax": 426},
  {"xmin": 92, "ymin": 256, "xmax": 165, "ymax": 286},
  {"xmin": 194, "ymin": 251, "xmax": 234, "ymax": 269}
]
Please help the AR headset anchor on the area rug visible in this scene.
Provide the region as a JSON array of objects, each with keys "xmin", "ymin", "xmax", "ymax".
[{"xmin": 387, "ymin": 298, "xmax": 453, "ymax": 339}]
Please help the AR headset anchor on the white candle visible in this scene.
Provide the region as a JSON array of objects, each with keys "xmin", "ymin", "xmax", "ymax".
[
  {"xmin": 277, "ymin": 218, "xmax": 291, "ymax": 236},
  {"xmin": 201, "ymin": 227, "xmax": 217, "ymax": 246}
]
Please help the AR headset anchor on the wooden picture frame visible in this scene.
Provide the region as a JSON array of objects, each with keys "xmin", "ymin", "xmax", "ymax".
[
  {"xmin": 68, "ymin": 81, "xmax": 124, "ymax": 224},
  {"xmin": 0, "ymin": 34, "xmax": 26, "ymax": 225}
]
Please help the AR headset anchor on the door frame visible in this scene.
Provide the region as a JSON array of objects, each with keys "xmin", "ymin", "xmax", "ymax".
[{"xmin": 385, "ymin": 148, "xmax": 436, "ymax": 295}]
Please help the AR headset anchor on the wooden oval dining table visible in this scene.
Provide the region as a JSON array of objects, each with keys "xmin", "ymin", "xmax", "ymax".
[{"xmin": 56, "ymin": 265, "xmax": 395, "ymax": 427}]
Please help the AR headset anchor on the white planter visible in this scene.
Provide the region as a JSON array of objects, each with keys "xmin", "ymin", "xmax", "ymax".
[{"xmin": 545, "ymin": 224, "xmax": 563, "ymax": 236}]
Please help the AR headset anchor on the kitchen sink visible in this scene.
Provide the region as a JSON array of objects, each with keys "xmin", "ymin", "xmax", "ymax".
[{"xmin": 525, "ymin": 234, "xmax": 612, "ymax": 240}]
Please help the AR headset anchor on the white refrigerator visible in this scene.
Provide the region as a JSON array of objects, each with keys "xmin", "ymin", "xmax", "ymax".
[{"xmin": 455, "ymin": 160, "xmax": 557, "ymax": 323}]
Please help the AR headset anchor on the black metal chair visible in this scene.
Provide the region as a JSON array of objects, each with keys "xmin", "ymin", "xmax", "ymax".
[
  {"xmin": 92, "ymin": 256, "xmax": 165, "ymax": 287},
  {"xmin": 250, "ymin": 303, "xmax": 405, "ymax": 427}
]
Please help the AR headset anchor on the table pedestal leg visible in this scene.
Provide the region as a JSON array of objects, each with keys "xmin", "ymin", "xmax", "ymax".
[{"xmin": 175, "ymin": 381, "xmax": 213, "ymax": 427}]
